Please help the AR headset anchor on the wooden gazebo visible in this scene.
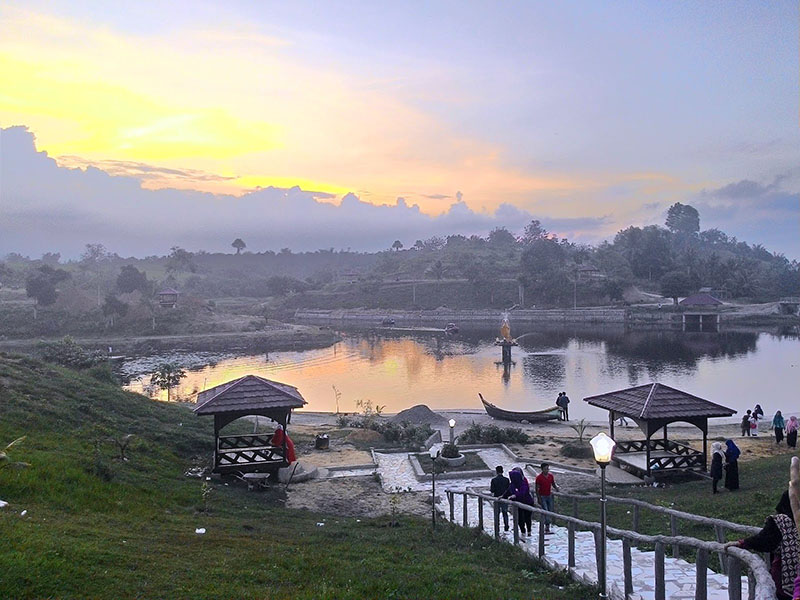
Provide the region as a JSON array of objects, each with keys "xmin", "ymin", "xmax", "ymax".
[
  {"xmin": 193, "ymin": 375, "xmax": 306, "ymax": 474},
  {"xmin": 584, "ymin": 383, "xmax": 736, "ymax": 477}
]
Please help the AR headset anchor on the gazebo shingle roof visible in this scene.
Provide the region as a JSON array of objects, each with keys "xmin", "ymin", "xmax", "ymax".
[
  {"xmin": 584, "ymin": 383, "xmax": 735, "ymax": 420},
  {"xmin": 193, "ymin": 374, "xmax": 306, "ymax": 415},
  {"xmin": 679, "ymin": 293, "xmax": 723, "ymax": 306}
]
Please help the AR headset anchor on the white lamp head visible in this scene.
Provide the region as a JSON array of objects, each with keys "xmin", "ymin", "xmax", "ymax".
[
  {"xmin": 429, "ymin": 447, "xmax": 439, "ymax": 459},
  {"xmin": 590, "ymin": 432, "xmax": 616, "ymax": 465},
  {"xmin": 448, "ymin": 419, "xmax": 456, "ymax": 428}
]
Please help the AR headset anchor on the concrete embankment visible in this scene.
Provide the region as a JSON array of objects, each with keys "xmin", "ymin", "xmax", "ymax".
[{"xmin": 295, "ymin": 307, "xmax": 631, "ymax": 327}]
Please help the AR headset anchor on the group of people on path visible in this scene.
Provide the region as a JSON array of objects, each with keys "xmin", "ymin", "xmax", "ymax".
[
  {"xmin": 741, "ymin": 404, "xmax": 798, "ymax": 447},
  {"xmin": 710, "ymin": 439, "xmax": 740, "ymax": 493},
  {"xmin": 555, "ymin": 392, "xmax": 570, "ymax": 421},
  {"xmin": 490, "ymin": 463, "xmax": 559, "ymax": 536}
]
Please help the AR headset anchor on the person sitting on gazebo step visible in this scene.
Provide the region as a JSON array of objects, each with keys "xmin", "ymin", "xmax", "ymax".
[{"xmin": 271, "ymin": 426, "xmax": 296, "ymax": 463}]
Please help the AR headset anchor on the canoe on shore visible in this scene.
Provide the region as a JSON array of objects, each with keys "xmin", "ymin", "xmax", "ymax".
[{"xmin": 478, "ymin": 393, "xmax": 561, "ymax": 423}]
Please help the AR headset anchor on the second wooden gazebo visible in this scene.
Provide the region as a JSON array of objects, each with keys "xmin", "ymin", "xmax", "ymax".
[
  {"xmin": 584, "ymin": 383, "xmax": 736, "ymax": 477},
  {"xmin": 194, "ymin": 374, "xmax": 306, "ymax": 474}
]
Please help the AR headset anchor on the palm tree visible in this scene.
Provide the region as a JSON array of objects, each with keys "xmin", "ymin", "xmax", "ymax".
[{"xmin": 150, "ymin": 363, "xmax": 187, "ymax": 401}]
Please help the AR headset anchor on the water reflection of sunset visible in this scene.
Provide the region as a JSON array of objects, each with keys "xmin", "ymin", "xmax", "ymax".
[{"xmin": 125, "ymin": 332, "xmax": 800, "ymax": 420}]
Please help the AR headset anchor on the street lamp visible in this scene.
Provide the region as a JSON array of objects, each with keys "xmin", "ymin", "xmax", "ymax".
[
  {"xmin": 448, "ymin": 419, "xmax": 456, "ymax": 444},
  {"xmin": 429, "ymin": 447, "xmax": 441, "ymax": 529},
  {"xmin": 590, "ymin": 432, "xmax": 616, "ymax": 600}
]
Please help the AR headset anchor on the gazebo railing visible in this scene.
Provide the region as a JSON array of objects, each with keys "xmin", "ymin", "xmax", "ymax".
[
  {"xmin": 616, "ymin": 439, "xmax": 699, "ymax": 456},
  {"xmin": 215, "ymin": 434, "xmax": 287, "ymax": 471},
  {"xmin": 445, "ymin": 489, "xmax": 774, "ymax": 600}
]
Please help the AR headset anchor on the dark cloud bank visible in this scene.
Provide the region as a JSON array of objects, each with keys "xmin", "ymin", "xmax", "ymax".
[{"xmin": 1, "ymin": 126, "xmax": 798, "ymax": 259}]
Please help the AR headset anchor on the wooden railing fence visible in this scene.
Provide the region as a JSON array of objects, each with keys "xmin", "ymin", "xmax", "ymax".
[{"xmin": 445, "ymin": 489, "xmax": 774, "ymax": 600}]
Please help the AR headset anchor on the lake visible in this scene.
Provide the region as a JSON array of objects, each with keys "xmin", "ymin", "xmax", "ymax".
[{"xmin": 122, "ymin": 326, "xmax": 800, "ymax": 421}]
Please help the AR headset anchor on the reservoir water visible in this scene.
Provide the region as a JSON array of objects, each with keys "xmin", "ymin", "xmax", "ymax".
[{"xmin": 122, "ymin": 326, "xmax": 800, "ymax": 421}]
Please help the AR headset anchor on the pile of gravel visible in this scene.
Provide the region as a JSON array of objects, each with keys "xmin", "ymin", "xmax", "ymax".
[{"xmin": 390, "ymin": 404, "xmax": 447, "ymax": 426}]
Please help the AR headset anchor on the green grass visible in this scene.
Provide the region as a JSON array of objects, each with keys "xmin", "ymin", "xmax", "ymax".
[{"xmin": 0, "ymin": 353, "xmax": 593, "ymax": 599}]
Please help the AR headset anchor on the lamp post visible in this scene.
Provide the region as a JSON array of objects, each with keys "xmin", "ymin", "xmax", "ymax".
[
  {"xmin": 448, "ymin": 419, "xmax": 456, "ymax": 444},
  {"xmin": 429, "ymin": 447, "xmax": 440, "ymax": 529},
  {"xmin": 589, "ymin": 432, "xmax": 616, "ymax": 600}
]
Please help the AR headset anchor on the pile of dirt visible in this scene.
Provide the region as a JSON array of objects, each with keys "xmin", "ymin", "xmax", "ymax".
[{"xmin": 391, "ymin": 404, "xmax": 447, "ymax": 426}]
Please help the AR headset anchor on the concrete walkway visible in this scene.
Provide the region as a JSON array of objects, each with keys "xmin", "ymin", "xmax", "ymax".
[{"xmin": 373, "ymin": 449, "xmax": 754, "ymax": 600}]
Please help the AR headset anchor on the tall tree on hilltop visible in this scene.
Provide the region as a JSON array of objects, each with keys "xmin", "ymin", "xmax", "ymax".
[
  {"xmin": 391, "ymin": 240, "xmax": 404, "ymax": 252},
  {"xmin": 665, "ymin": 203, "xmax": 700, "ymax": 236},
  {"xmin": 232, "ymin": 238, "xmax": 246, "ymax": 254}
]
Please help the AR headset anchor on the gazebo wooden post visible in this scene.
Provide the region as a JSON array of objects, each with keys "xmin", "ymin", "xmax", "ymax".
[
  {"xmin": 282, "ymin": 411, "xmax": 288, "ymax": 463},
  {"xmin": 702, "ymin": 421, "xmax": 708, "ymax": 471},
  {"xmin": 646, "ymin": 429, "xmax": 652, "ymax": 477},
  {"xmin": 609, "ymin": 410, "xmax": 615, "ymax": 439},
  {"xmin": 213, "ymin": 415, "xmax": 221, "ymax": 471},
  {"xmin": 663, "ymin": 424, "xmax": 668, "ymax": 444}
]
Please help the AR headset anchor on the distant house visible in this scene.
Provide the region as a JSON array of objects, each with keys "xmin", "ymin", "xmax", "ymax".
[
  {"xmin": 158, "ymin": 288, "xmax": 180, "ymax": 308},
  {"xmin": 577, "ymin": 265, "xmax": 605, "ymax": 281},
  {"xmin": 679, "ymin": 293, "xmax": 723, "ymax": 308}
]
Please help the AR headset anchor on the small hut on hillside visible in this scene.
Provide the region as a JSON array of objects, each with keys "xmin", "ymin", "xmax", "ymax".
[
  {"xmin": 158, "ymin": 288, "xmax": 180, "ymax": 308},
  {"xmin": 194, "ymin": 375, "xmax": 306, "ymax": 474},
  {"xmin": 584, "ymin": 383, "xmax": 735, "ymax": 477}
]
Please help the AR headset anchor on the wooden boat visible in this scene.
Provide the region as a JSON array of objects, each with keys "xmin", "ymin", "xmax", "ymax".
[{"xmin": 478, "ymin": 393, "xmax": 561, "ymax": 423}]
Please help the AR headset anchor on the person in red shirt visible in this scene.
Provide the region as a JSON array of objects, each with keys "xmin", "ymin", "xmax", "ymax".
[
  {"xmin": 270, "ymin": 425, "xmax": 296, "ymax": 464},
  {"xmin": 534, "ymin": 462, "xmax": 559, "ymax": 534}
]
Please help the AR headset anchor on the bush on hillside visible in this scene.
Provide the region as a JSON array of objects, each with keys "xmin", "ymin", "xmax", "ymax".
[{"xmin": 37, "ymin": 336, "xmax": 105, "ymax": 369}]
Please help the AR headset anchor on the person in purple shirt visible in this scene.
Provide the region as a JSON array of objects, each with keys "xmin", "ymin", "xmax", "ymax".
[{"xmin": 507, "ymin": 467, "xmax": 534, "ymax": 536}]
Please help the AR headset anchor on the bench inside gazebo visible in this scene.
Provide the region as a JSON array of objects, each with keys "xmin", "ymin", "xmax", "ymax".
[
  {"xmin": 193, "ymin": 374, "xmax": 306, "ymax": 474},
  {"xmin": 584, "ymin": 383, "xmax": 736, "ymax": 477}
]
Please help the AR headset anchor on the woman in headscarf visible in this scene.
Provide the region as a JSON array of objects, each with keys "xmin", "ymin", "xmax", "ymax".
[
  {"xmin": 724, "ymin": 439, "xmax": 740, "ymax": 491},
  {"xmin": 710, "ymin": 442, "xmax": 724, "ymax": 494},
  {"xmin": 270, "ymin": 425, "xmax": 296, "ymax": 463},
  {"xmin": 725, "ymin": 491, "xmax": 800, "ymax": 600},
  {"xmin": 786, "ymin": 416, "xmax": 799, "ymax": 449},
  {"xmin": 773, "ymin": 411, "xmax": 786, "ymax": 444},
  {"xmin": 507, "ymin": 467, "xmax": 534, "ymax": 537}
]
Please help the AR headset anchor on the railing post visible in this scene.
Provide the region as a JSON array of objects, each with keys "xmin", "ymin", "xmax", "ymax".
[
  {"xmin": 478, "ymin": 497, "xmax": 484, "ymax": 530},
  {"xmin": 747, "ymin": 569, "xmax": 755, "ymax": 600},
  {"xmin": 593, "ymin": 529, "xmax": 603, "ymax": 584},
  {"xmin": 513, "ymin": 505, "xmax": 519, "ymax": 545},
  {"xmin": 695, "ymin": 548, "xmax": 708, "ymax": 600},
  {"xmin": 670, "ymin": 515, "xmax": 679, "ymax": 558},
  {"xmin": 715, "ymin": 525, "xmax": 727, "ymax": 574},
  {"xmin": 538, "ymin": 512, "xmax": 545, "ymax": 558},
  {"xmin": 448, "ymin": 491, "xmax": 454, "ymax": 521},
  {"xmin": 493, "ymin": 501, "xmax": 500, "ymax": 540},
  {"xmin": 727, "ymin": 556, "xmax": 742, "ymax": 600},
  {"xmin": 623, "ymin": 538, "xmax": 633, "ymax": 598},
  {"xmin": 655, "ymin": 541, "xmax": 666, "ymax": 600},
  {"xmin": 462, "ymin": 492, "xmax": 468, "ymax": 527},
  {"xmin": 633, "ymin": 504, "xmax": 640, "ymax": 531},
  {"xmin": 568, "ymin": 522, "xmax": 575, "ymax": 569},
  {"xmin": 572, "ymin": 496, "xmax": 578, "ymax": 518}
]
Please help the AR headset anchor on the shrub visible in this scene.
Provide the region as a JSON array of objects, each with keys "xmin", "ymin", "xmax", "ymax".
[
  {"xmin": 458, "ymin": 422, "xmax": 530, "ymax": 445},
  {"xmin": 441, "ymin": 442, "xmax": 461, "ymax": 458},
  {"xmin": 38, "ymin": 336, "xmax": 104, "ymax": 369},
  {"xmin": 560, "ymin": 442, "xmax": 593, "ymax": 459}
]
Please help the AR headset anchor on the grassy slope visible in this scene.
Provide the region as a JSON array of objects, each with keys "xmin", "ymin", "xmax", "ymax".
[{"xmin": 0, "ymin": 354, "xmax": 591, "ymax": 599}]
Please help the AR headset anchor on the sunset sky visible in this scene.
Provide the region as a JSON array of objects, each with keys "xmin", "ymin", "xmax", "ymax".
[{"xmin": 1, "ymin": 1, "xmax": 798, "ymax": 257}]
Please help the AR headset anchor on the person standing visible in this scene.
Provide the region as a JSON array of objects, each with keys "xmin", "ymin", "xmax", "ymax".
[
  {"xmin": 490, "ymin": 466, "xmax": 511, "ymax": 532},
  {"xmin": 754, "ymin": 404, "xmax": 765, "ymax": 420},
  {"xmin": 535, "ymin": 462, "xmax": 559, "ymax": 534},
  {"xmin": 741, "ymin": 410, "xmax": 752, "ymax": 437},
  {"xmin": 787, "ymin": 416, "xmax": 799, "ymax": 448},
  {"xmin": 774, "ymin": 411, "xmax": 787, "ymax": 444},
  {"xmin": 724, "ymin": 439, "xmax": 740, "ymax": 491},
  {"xmin": 507, "ymin": 467, "xmax": 534, "ymax": 537},
  {"xmin": 561, "ymin": 392, "xmax": 569, "ymax": 421},
  {"xmin": 750, "ymin": 412, "xmax": 760, "ymax": 437},
  {"xmin": 711, "ymin": 442, "xmax": 724, "ymax": 494},
  {"xmin": 725, "ymin": 491, "xmax": 800, "ymax": 600}
]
